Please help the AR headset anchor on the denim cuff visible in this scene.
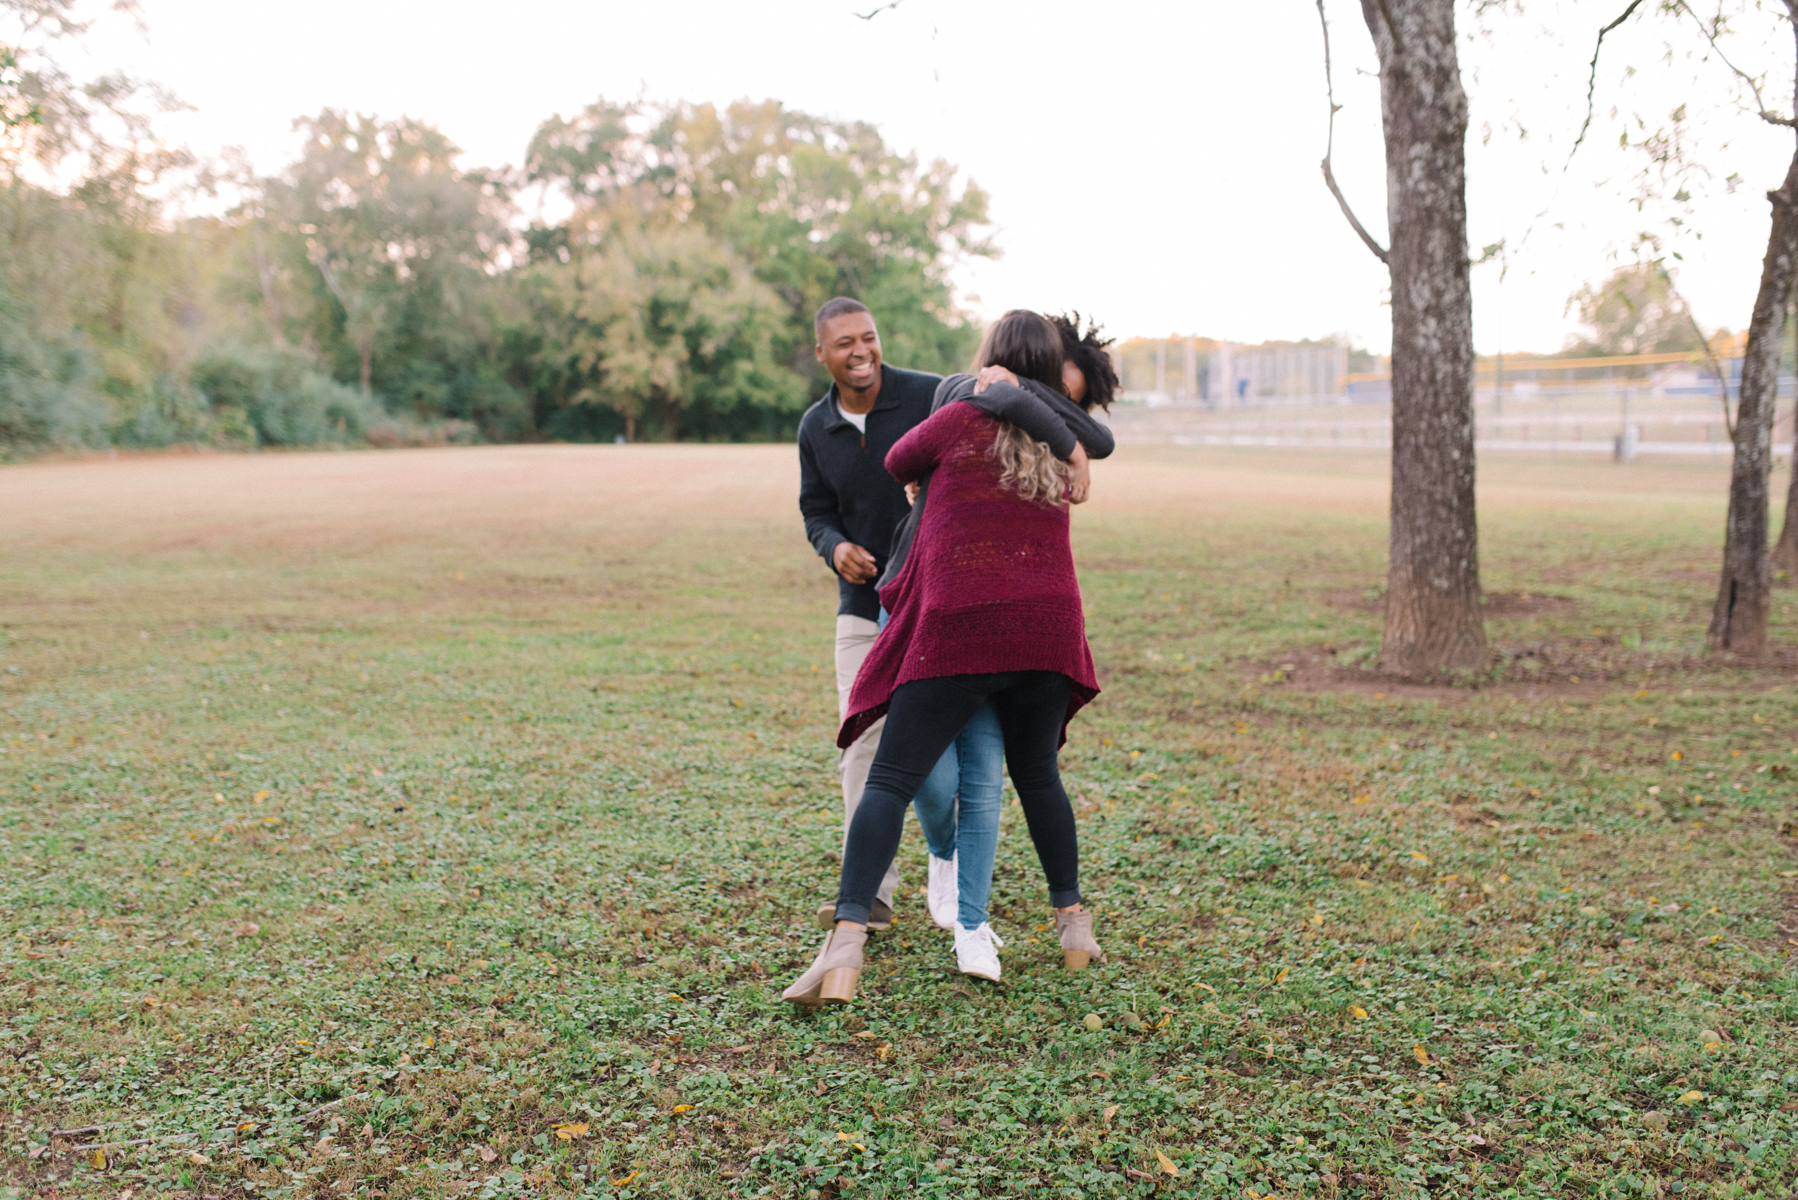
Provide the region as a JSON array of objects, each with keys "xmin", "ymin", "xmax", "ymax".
[
  {"xmin": 834, "ymin": 900, "xmax": 872, "ymax": 926},
  {"xmin": 1049, "ymin": 885, "xmax": 1082, "ymax": 909}
]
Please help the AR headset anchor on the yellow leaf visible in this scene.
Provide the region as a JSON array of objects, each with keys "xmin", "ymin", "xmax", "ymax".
[
  {"xmin": 254, "ymin": 790, "xmax": 270, "ymax": 801},
  {"xmin": 1678, "ymin": 1090, "xmax": 1705, "ymax": 1104},
  {"xmin": 671, "ymin": 1104, "xmax": 694, "ymax": 1114},
  {"xmin": 1103, "ymin": 1104, "xmax": 1119, "ymax": 1124},
  {"xmin": 236, "ymin": 1122, "xmax": 257, "ymax": 1133},
  {"xmin": 188, "ymin": 1151, "xmax": 211, "ymax": 1165},
  {"xmin": 553, "ymin": 1122, "xmax": 589, "ymax": 1140},
  {"xmin": 853, "ymin": 1030, "xmax": 878, "ymax": 1038},
  {"xmin": 876, "ymin": 1043, "xmax": 891, "ymax": 1059},
  {"xmin": 1195, "ymin": 982, "xmax": 1216, "ymax": 994},
  {"xmin": 1352, "ymin": 795, "xmax": 1370, "ymax": 804},
  {"xmin": 853, "ymin": 1143, "xmax": 867, "ymax": 1151},
  {"xmin": 837, "ymin": 1131, "xmax": 850, "ymax": 1141},
  {"xmin": 1413, "ymin": 1044, "xmax": 1430, "ymax": 1065},
  {"xmin": 1155, "ymin": 1148, "xmax": 1179, "ymax": 1176},
  {"xmin": 1409, "ymin": 852, "xmax": 1431, "ymax": 864},
  {"xmin": 1671, "ymin": 751, "xmax": 1682, "ymax": 760},
  {"xmin": 91, "ymin": 1148, "xmax": 106, "ymax": 1168},
  {"xmin": 610, "ymin": 1171, "xmax": 639, "ymax": 1187},
  {"xmin": 1350, "ymin": 1005, "xmax": 1369, "ymax": 1020},
  {"xmin": 1274, "ymin": 967, "xmax": 1289, "ymax": 984}
]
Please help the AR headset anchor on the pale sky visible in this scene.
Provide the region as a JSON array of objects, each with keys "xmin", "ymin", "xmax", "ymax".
[{"xmin": 62, "ymin": 0, "xmax": 1798, "ymax": 356}]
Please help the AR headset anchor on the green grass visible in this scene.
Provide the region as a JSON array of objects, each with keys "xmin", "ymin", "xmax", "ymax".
[{"xmin": 1, "ymin": 444, "xmax": 1796, "ymax": 1200}]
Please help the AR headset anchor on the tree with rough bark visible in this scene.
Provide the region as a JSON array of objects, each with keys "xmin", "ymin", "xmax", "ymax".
[
  {"xmin": 1583, "ymin": 2, "xmax": 1798, "ymax": 651},
  {"xmin": 1665, "ymin": 1, "xmax": 1798, "ymax": 654},
  {"xmin": 1318, "ymin": 0, "xmax": 1487, "ymax": 674}
]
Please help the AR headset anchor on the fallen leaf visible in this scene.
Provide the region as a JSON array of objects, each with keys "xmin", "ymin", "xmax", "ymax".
[
  {"xmin": 876, "ymin": 1043, "xmax": 891, "ymax": 1059},
  {"xmin": 726, "ymin": 1044, "xmax": 753, "ymax": 1053},
  {"xmin": 853, "ymin": 1030, "xmax": 877, "ymax": 1038},
  {"xmin": 91, "ymin": 1148, "xmax": 106, "ymax": 1168},
  {"xmin": 671, "ymin": 1104, "xmax": 694, "ymax": 1114},
  {"xmin": 1195, "ymin": 982, "xmax": 1216, "ymax": 994},
  {"xmin": 1409, "ymin": 852, "xmax": 1431, "ymax": 864},
  {"xmin": 254, "ymin": 790, "xmax": 270, "ymax": 801},
  {"xmin": 1273, "ymin": 967, "xmax": 1289, "ymax": 984},
  {"xmin": 22, "ymin": 949, "xmax": 45, "ymax": 960},
  {"xmin": 236, "ymin": 1122, "xmax": 257, "ymax": 1133},
  {"xmin": 441, "ymin": 974, "xmax": 463, "ymax": 986},
  {"xmin": 479, "ymin": 1146, "xmax": 497, "ymax": 1163},
  {"xmin": 232, "ymin": 921, "xmax": 260, "ymax": 938},
  {"xmin": 1103, "ymin": 1104, "xmax": 1119, "ymax": 1124},
  {"xmin": 610, "ymin": 1171, "xmax": 639, "ymax": 1187},
  {"xmin": 1349, "ymin": 1005, "xmax": 1369, "ymax": 1020},
  {"xmin": 1155, "ymin": 1149, "xmax": 1179, "ymax": 1176},
  {"xmin": 1413, "ymin": 1044, "xmax": 1430, "ymax": 1065},
  {"xmin": 188, "ymin": 1151, "xmax": 211, "ymax": 1165},
  {"xmin": 553, "ymin": 1122, "xmax": 589, "ymax": 1140},
  {"xmin": 1677, "ymin": 1090, "xmax": 1705, "ymax": 1104}
]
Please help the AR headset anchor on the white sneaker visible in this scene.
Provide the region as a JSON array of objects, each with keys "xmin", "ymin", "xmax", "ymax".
[
  {"xmin": 954, "ymin": 922, "xmax": 1005, "ymax": 982},
  {"xmin": 926, "ymin": 853, "xmax": 958, "ymax": 930}
]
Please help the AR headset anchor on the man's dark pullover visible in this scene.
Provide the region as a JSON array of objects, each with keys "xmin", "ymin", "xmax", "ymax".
[
  {"xmin": 798, "ymin": 364, "xmax": 944, "ymax": 621},
  {"xmin": 875, "ymin": 374, "xmax": 1115, "ymax": 591}
]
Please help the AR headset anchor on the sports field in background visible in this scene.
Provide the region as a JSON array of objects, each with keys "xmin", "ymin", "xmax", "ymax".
[{"xmin": 1, "ymin": 445, "xmax": 1795, "ymax": 1199}]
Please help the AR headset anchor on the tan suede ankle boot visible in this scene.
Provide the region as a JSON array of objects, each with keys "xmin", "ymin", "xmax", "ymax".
[
  {"xmin": 781, "ymin": 925, "xmax": 866, "ymax": 1007},
  {"xmin": 1055, "ymin": 909, "xmax": 1103, "ymax": 970}
]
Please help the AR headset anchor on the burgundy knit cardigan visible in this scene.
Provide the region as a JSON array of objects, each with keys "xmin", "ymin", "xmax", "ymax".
[{"xmin": 837, "ymin": 402, "xmax": 1100, "ymax": 749}]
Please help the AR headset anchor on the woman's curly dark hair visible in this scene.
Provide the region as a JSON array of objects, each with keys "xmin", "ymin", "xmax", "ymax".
[{"xmin": 1048, "ymin": 312, "xmax": 1119, "ymax": 412}]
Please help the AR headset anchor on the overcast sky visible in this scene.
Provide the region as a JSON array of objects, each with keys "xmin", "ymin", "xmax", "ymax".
[{"xmin": 67, "ymin": 0, "xmax": 1795, "ymax": 355}]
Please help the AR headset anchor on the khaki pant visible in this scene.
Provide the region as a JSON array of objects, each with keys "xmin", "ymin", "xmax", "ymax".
[{"xmin": 836, "ymin": 614, "xmax": 898, "ymax": 907}]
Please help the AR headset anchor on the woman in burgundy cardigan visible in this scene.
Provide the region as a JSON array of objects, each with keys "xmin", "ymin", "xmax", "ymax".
[{"xmin": 783, "ymin": 310, "xmax": 1104, "ymax": 1007}]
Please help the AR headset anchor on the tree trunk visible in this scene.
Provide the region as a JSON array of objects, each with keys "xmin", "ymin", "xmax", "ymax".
[
  {"xmin": 1362, "ymin": 0, "xmax": 1488, "ymax": 674},
  {"xmin": 1775, "ymin": 416, "xmax": 1798, "ymax": 576},
  {"xmin": 358, "ymin": 340, "xmax": 373, "ymax": 397},
  {"xmin": 1709, "ymin": 149, "xmax": 1798, "ymax": 653}
]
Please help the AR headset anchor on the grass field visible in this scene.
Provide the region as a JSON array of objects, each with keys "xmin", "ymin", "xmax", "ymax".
[{"xmin": 2, "ymin": 444, "xmax": 1796, "ymax": 1200}]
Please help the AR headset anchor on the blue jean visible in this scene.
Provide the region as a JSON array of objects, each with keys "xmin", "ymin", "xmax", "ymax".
[{"xmin": 879, "ymin": 609, "xmax": 1006, "ymax": 930}]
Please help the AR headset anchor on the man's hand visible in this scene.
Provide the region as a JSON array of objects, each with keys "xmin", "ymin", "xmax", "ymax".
[
  {"xmin": 1067, "ymin": 442, "xmax": 1091, "ymax": 504},
  {"xmin": 904, "ymin": 481, "xmax": 920, "ymax": 506},
  {"xmin": 832, "ymin": 541, "xmax": 879, "ymax": 584},
  {"xmin": 973, "ymin": 365, "xmax": 1020, "ymax": 394}
]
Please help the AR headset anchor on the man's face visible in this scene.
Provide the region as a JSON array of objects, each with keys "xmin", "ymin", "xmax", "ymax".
[{"xmin": 815, "ymin": 311, "xmax": 883, "ymax": 394}]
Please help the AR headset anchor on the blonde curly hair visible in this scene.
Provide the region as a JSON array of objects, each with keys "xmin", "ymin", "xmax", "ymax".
[{"xmin": 989, "ymin": 422, "xmax": 1071, "ymax": 507}]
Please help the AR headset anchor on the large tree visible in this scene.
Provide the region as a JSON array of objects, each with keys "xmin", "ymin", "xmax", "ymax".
[
  {"xmin": 269, "ymin": 111, "xmax": 508, "ymax": 397},
  {"xmin": 523, "ymin": 97, "xmax": 993, "ymax": 389},
  {"xmin": 1321, "ymin": 0, "xmax": 1487, "ymax": 673}
]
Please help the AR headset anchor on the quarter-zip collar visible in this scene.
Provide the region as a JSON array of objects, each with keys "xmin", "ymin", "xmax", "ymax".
[{"xmin": 823, "ymin": 364, "xmax": 904, "ymax": 437}]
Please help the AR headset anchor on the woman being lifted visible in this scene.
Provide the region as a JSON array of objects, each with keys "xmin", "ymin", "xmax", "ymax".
[{"xmin": 783, "ymin": 309, "xmax": 1105, "ymax": 1007}]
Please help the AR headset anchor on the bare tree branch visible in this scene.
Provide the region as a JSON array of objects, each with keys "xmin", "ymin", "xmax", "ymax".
[
  {"xmin": 1659, "ymin": 260, "xmax": 1737, "ymax": 437},
  {"xmin": 1317, "ymin": 0, "xmax": 1389, "ymax": 265},
  {"xmin": 1570, "ymin": 0, "xmax": 1649, "ymax": 162},
  {"xmin": 854, "ymin": 0, "xmax": 904, "ymax": 18},
  {"xmin": 1672, "ymin": 0, "xmax": 1797, "ymax": 128}
]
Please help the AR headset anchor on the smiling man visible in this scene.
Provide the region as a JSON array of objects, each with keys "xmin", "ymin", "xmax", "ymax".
[{"xmin": 796, "ymin": 298, "xmax": 944, "ymax": 930}]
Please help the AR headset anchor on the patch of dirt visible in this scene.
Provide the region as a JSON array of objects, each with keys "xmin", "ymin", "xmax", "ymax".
[
  {"xmin": 1323, "ymin": 590, "xmax": 1578, "ymax": 617},
  {"xmin": 1246, "ymin": 640, "xmax": 1798, "ymax": 701}
]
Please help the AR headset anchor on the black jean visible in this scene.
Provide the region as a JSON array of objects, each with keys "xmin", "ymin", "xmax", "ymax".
[{"xmin": 835, "ymin": 671, "xmax": 1081, "ymax": 925}]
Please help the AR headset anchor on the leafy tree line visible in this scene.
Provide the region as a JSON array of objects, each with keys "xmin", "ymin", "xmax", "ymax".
[{"xmin": 1, "ymin": 75, "xmax": 991, "ymax": 453}]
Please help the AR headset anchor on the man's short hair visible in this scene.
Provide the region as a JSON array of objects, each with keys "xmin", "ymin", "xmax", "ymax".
[{"xmin": 814, "ymin": 297, "xmax": 872, "ymax": 340}]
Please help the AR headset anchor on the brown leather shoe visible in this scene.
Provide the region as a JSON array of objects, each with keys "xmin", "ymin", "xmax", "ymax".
[
  {"xmin": 814, "ymin": 898, "xmax": 893, "ymax": 932},
  {"xmin": 1055, "ymin": 909, "xmax": 1104, "ymax": 970},
  {"xmin": 781, "ymin": 925, "xmax": 866, "ymax": 1007}
]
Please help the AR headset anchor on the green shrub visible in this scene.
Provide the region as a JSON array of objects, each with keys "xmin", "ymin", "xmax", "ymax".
[{"xmin": 191, "ymin": 346, "xmax": 380, "ymax": 447}]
